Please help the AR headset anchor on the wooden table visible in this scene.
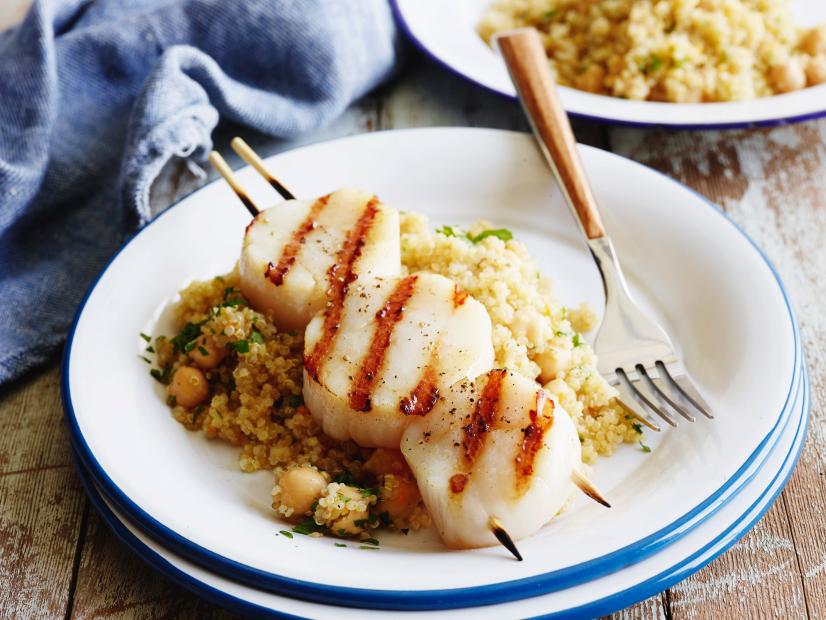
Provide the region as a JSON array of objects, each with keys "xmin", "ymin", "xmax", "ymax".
[{"xmin": 2, "ymin": 18, "xmax": 825, "ymax": 620}]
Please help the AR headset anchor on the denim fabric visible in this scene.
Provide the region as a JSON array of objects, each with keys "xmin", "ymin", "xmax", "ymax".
[{"xmin": 0, "ymin": 0, "xmax": 399, "ymax": 383}]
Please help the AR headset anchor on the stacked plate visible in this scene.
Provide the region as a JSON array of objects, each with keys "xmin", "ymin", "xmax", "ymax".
[{"xmin": 63, "ymin": 128, "xmax": 808, "ymax": 618}]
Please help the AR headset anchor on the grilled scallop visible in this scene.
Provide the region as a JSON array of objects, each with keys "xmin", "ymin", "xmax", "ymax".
[
  {"xmin": 302, "ymin": 273, "xmax": 495, "ymax": 448},
  {"xmin": 240, "ymin": 189, "xmax": 400, "ymax": 331},
  {"xmin": 401, "ymin": 369, "xmax": 582, "ymax": 549}
]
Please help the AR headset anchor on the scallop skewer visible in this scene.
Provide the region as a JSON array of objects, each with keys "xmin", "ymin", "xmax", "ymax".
[
  {"xmin": 230, "ymin": 137, "xmax": 295, "ymax": 201},
  {"xmin": 208, "ymin": 150, "xmax": 261, "ymax": 217}
]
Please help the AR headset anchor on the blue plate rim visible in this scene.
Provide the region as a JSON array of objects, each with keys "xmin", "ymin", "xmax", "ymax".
[
  {"xmin": 72, "ymin": 363, "xmax": 810, "ymax": 619},
  {"xmin": 388, "ymin": 0, "xmax": 826, "ymax": 130},
  {"xmin": 61, "ymin": 128, "xmax": 801, "ymax": 610}
]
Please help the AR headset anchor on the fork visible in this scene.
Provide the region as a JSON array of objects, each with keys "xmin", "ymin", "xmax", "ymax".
[{"xmin": 496, "ymin": 29, "xmax": 714, "ymax": 429}]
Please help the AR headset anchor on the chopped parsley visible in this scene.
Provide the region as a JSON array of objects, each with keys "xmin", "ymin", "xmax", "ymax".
[
  {"xmin": 250, "ymin": 330, "xmax": 265, "ymax": 345},
  {"xmin": 140, "ymin": 332, "xmax": 151, "ymax": 342},
  {"xmin": 639, "ymin": 441, "xmax": 652, "ymax": 453},
  {"xmin": 332, "ymin": 471, "xmax": 357, "ymax": 486},
  {"xmin": 359, "ymin": 546, "xmax": 380, "ymax": 551},
  {"xmin": 138, "ymin": 356, "xmax": 151, "ymax": 364},
  {"xmin": 292, "ymin": 518, "xmax": 325, "ymax": 536},
  {"xmin": 227, "ymin": 339, "xmax": 250, "ymax": 354},
  {"xmin": 171, "ymin": 322, "xmax": 203, "ymax": 354},
  {"xmin": 642, "ymin": 55, "xmax": 663, "ymax": 74},
  {"xmin": 287, "ymin": 394, "xmax": 303, "ymax": 408},
  {"xmin": 145, "ymin": 345, "xmax": 155, "ymax": 353},
  {"xmin": 279, "ymin": 530, "xmax": 294, "ymax": 539},
  {"xmin": 631, "ymin": 422, "xmax": 643, "ymax": 434},
  {"xmin": 572, "ymin": 333, "xmax": 583, "ymax": 347},
  {"xmin": 466, "ymin": 228, "xmax": 513, "ymax": 244},
  {"xmin": 221, "ymin": 287, "xmax": 246, "ymax": 308},
  {"xmin": 197, "ymin": 345, "xmax": 209, "ymax": 356},
  {"xmin": 361, "ymin": 537, "xmax": 379, "ymax": 546},
  {"xmin": 334, "ymin": 543, "xmax": 347, "ymax": 548},
  {"xmin": 435, "ymin": 225, "xmax": 460, "ymax": 238},
  {"xmin": 150, "ymin": 365, "xmax": 173, "ymax": 384}
]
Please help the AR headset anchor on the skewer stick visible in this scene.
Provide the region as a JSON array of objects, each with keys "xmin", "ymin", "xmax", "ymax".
[
  {"xmin": 571, "ymin": 469, "xmax": 611, "ymax": 508},
  {"xmin": 231, "ymin": 137, "xmax": 296, "ymax": 201},
  {"xmin": 208, "ymin": 151, "xmax": 260, "ymax": 217},
  {"xmin": 488, "ymin": 516, "xmax": 523, "ymax": 561}
]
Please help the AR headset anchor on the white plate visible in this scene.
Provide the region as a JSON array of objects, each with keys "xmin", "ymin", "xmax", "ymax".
[
  {"xmin": 75, "ymin": 366, "xmax": 809, "ymax": 618},
  {"xmin": 392, "ymin": 0, "xmax": 826, "ymax": 128},
  {"xmin": 63, "ymin": 128, "xmax": 799, "ymax": 608}
]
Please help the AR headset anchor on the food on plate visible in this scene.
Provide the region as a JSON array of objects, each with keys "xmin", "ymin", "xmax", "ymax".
[
  {"xmin": 241, "ymin": 188, "xmax": 400, "ymax": 331},
  {"xmin": 146, "ymin": 183, "xmax": 641, "ymax": 552},
  {"xmin": 478, "ymin": 0, "xmax": 826, "ymax": 102},
  {"xmin": 303, "ymin": 272, "xmax": 494, "ymax": 448},
  {"xmin": 402, "ymin": 368, "xmax": 602, "ymax": 549}
]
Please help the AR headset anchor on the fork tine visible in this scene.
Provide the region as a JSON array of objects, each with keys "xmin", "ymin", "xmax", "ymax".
[
  {"xmin": 617, "ymin": 369, "xmax": 677, "ymax": 427},
  {"xmin": 615, "ymin": 396, "xmax": 661, "ymax": 432},
  {"xmin": 657, "ymin": 362, "xmax": 714, "ymax": 419},
  {"xmin": 637, "ymin": 365, "xmax": 695, "ymax": 423}
]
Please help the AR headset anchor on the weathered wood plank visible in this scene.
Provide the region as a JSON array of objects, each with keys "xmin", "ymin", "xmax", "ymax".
[
  {"xmin": 669, "ymin": 502, "xmax": 806, "ymax": 619},
  {"xmin": 609, "ymin": 120, "xmax": 826, "ymax": 619},
  {"xmin": 69, "ymin": 509, "xmax": 239, "ymax": 620},
  {"xmin": 0, "ymin": 365, "xmax": 86, "ymax": 619}
]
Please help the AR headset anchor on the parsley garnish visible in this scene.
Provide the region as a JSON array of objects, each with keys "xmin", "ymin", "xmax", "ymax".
[
  {"xmin": 140, "ymin": 332, "xmax": 151, "ymax": 342},
  {"xmin": 138, "ymin": 356, "xmax": 151, "ymax": 364},
  {"xmin": 145, "ymin": 345, "xmax": 154, "ymax": 353},
  {"xmin": 250, "ymin": 330, "xmax": 264, "ymax": 345},
  {"xmin": 197, "ymin": 345, "xmax": 209, "ymax": 356},
  {"xmin": 361, "ymin": 537, "xmax": 379, "ymax": 546},
  {"xmin": 292, "ymin": 518, "xmax": 324, "ymax": 535},
  {"xmin": 467, "ymin": 228, "xmax": 513, "ymax": 244},
  {"xmin": 171, "ymin": 322, "xmax": 203, "ymax": 354},
  {"xmin": 221, "ymin": 287, "xmax": 246, "ymax": 307},
  {"xmin": 334, "ymin": 543, "xmax": 347, "ymax": 548},
  {"xmin": 435, "ymin": 225, "xmax": 460, "ymax": 237},
  {"xmin": 631, "ymin": 422, "xmax": 643, "ymax": 434},
  {"xmin": 332, "ymin": 471, "xmax": 357, "ymax": 486},
  {"xmin": 279, "ymin": 530, "xmax": 294, "ymax": 539},
  {"xmin": 227, "ymin": 339, "xmax": 250, "ymax": 354},
  {"xmin": 287, "ymin": 394, "xmax": 303, "ymax": 408},
  {"xmin": 642, "ymin": 55, "xmax": 663, "ymax": 74},
  {"xmin": 150, "ymin": 365, "xmax": 173, "ymax": 384},
  {"xmin": 572, "ymin": 333, "xmax": 583, "ymax": 347},
  {"xmin": 639, "ymin": 441, "xmax": 652, "ymax": 453},
  {"xmin": 359, "ymin": 545, "xmax": 379, "ymax": 551}
]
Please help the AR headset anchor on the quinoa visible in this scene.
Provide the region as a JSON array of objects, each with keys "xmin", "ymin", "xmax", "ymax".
[
  {"xmin": 478, "ymin": 0, "xmax": 826, "ymax": 102},
  {"xmin": 150, "ymin": 214, "xmax": 641, "ymax": 539}
]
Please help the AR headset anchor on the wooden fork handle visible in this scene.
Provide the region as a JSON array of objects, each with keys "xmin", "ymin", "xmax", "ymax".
[{"xmin": 497, "ymin": 29, "xmax": 606, "ymax": 240}]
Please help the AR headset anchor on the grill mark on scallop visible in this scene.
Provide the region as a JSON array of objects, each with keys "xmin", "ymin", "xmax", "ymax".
[
  {"xmin": 514, "ymin": 389, "xmax": 555, "ymax": 495},
  {"xmin": 304, "ymin": 197, "xmax": 381, "ymax": 382},
  {"xmin": 349, "ymin": 275, "xmax": 419, "ymax": 412},
  {"xmin": 462, "ymin": 369, "xmax": 507, "ymax": 466},
  {"xmin": 452, "ymin": 284, "xmax": 469, "ymax": 308},
  {"xmin": 265, "ymin": 194, "xmax": 330, "ymax": 286},
  {"xmin": 400, "ymin": 361, "xmax": 440, "ymax": 417}
]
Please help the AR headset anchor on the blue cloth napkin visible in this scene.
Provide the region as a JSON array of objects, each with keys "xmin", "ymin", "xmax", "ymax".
[{"xmin": 0, "ymin": 0, "xmax": 399, "ymax": 384}]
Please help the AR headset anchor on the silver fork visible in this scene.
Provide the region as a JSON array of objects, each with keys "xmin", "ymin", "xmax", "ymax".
[{"xmin": 497, "ymin": 29, "xmax": 714, "ymax": 429}]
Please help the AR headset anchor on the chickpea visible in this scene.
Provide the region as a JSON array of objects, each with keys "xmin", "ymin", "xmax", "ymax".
[
  {"xmin": 278, "ymin": 467, "xmax": 327, "ymax": 517},
  {"xmin": 535, "ymin": 347, "xmax": 571, "ymax": 384},
  {"xmin": 168, "ymin": 366, "xmax": 209, "ymax": 409},
  {"xmin": 770, "ymin": 59, "xmax": 806, "ymax": 93},
  {"xmin": 805, "ymin": 56, "xmax": 826, "ymax": 86},
  {"xmin": 802, "ymin": 26, "xmax": 826, "ymax": 56},
  {"xmin": 188, "ymin": 334, "xmax": 226, "ymax": 369},
  {"xmin": 331, "ymin": 485, "xmax": 369, "ymax": 537},
  {"xmin": 377, "ymin": 477, "xmax": 421, "ymax": 523}
]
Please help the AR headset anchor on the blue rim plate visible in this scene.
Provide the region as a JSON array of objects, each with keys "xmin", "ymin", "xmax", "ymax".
[
  {"xmin": 391, "ymin": 0, "xmax": 826, "ymax": 129},
  {"xmin": 62, "ymin": 129, "xmax": 801, "ymax": 609},
  {"xmin": 72, "ymin": 364, "xmax": 809, "ymax": 619}
]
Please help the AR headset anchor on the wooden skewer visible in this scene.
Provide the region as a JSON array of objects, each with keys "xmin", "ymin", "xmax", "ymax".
[
  {"xmin": 571, "ymin": 469, "xmax": 611, "ymax": 508},
  {"xmin": 208, "ymin": 151, "xmax": 260, "ymax": 217},
  {"xmin": 488, "ymin": 516, "xmax": 523, "ymax": 561},
  {"xmin": 231, "ymin": 137, "xmax": 296, "ymax": 201}
]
